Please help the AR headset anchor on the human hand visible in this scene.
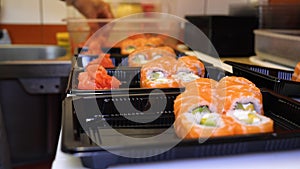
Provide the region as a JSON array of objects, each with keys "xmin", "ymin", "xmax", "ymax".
[{"xmin": 73, "ymin": 0, "xmax": 114, "ymax": 19}]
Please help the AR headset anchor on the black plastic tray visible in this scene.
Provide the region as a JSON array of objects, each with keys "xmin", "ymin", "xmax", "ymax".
[
  {"xmin": 62, "ymin": 89, "xmax": 300, "ymax": 169},
  {"xmin": 67, "ymin": 66, "xmax": 225, "ymax": 95},
  {"xmin": 225, "ymin": 61, "xmax": 300, "ymax": 98}
]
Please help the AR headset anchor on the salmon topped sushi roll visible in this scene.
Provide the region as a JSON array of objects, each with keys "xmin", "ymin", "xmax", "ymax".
[
  {"xmin": 121, "ymin": 35, "xmax": 165, "ymax": 55},
  {"xmin": 216, "ymin": 76, "xmax": 273, "ymax": 135},
  {"xmin": 174, "ymin": 111, "xmax": 235, "ymax": 139},
  {"xmin": 145, "ymin": 36, "xmax": 164, "ymax": 47},
  {"xmin": 147, "ymin": 46, "xmax": 176, "ymax": 61},
  {"xmin": 218, "ymin": 89, "xmax": 263, "ymax": 115},
  {"xmin": 176, "ymin": 56, "xmax": 205, "ymax": 77},
  {"xmin": 151, "ymin": 46, "xmax": 176, "ymax": 57},
  {"xmin": 174, "ymin": 93, "xmax": 216, "ymax": 118},
  {"xmin": 173, "ymin": 76, "xmax": 274, "ymax": 139},
  {"xmin": 127, "ymin": 46, "xmax": 152, "ymax": 67},
  {"xmin": 226, "ymin": 109, "xmax": 274, "ymax": 135},
  {"xmin": 121, "ymin": 39, "xmax": 138, "ymax": 55},
  {"xmin": 172, "ymin": 56, "xmax": 205, "ymax": 87},
  {"xmin": 217, "ymin": 76, "xmax": 256, "ymax": 88},
  {"xmin": 292, "ymin": 62, "xmax": 300, "ymax": 82},
  {"xmin": 174, "ymin": 78, "xmax": 217, "ymax": 117},
  {"xmin": 128, "ymin": 46, "xmax": 176, "ymax": 67},
  {"xmin": 174, "ymin": 79, "xmax": 232, "ymax": 139},
  {"xmin": 184, "ymin": 78, "xmax": 218, "ymax": 90},
  {"xmin": 216, "ymin": 76, "xmax": 263, "ymax": 115},
  {"xmin": 216, "ymin": 86, "xmax": 263, "ymax": 115},
  {"xmin": 140, "ymin": 56, "xmax": 179, "ymax": 88}
]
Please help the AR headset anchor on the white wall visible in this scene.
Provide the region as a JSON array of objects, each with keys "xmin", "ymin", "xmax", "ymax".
[
  {"xmin": 0, "ymin": 0, "xmax": 41, "ymax": 24},
  {"xmin": 0, "ymin": 0, "xmax": 66, "ymax": 24},
  {"xmin": 205, "ymin": 0, "xmax": 249, "ymax": 15},
  {"xmin": 42, "ymin": 0, "xmax": 67, "ymax": 24},
  {"xmin": 0, "ymin": 0, "xmax": 249, "ymax": 24},
  {"xmin": 175, "ymin": 0, "xmax": 206, "ymax": 18}
]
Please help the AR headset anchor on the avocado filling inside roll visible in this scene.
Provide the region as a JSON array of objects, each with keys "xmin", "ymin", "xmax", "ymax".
[
  {"xmin": 191, "ymin": 106, "xmax": 210, "ymax": 115},
  {"xmin": 235, "ymin": 103, "xmax": 255, "ymax": 111},
  {"xmin": 125, "ymin": 45, "xmax": 136, "ymax": 53},
  {"xmin": 149, "ymin": 71, "xmax": 165, "ymax": 80},
  {"xmin": 133, "ymin": 54, "xmax": 148, "ymax": 64},
  {"xmin": 233, "ymin": 103, "xmax": 261, "ymax": 124},
  {"xmin": 152, "ymin": 54, "xmax": 162, "ymax": 60},
  {"xmin": 147, "ymin": 71, "xmax": 171, "ymax": 83},
  {"xmin": 199, "ymin": 113, "xmax": 218, "ymax": 127},
  {"xmin": 173, "ymin": 72, "xmax": 200, "ymax": 83},
  {"xmin": 190, "ymin": 106, "xmax": 218, "ymax": 127}
]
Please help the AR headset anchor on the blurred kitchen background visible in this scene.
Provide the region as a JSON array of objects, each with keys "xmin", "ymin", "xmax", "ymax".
[{"xmin": 0, "ymin": 0, "xmax": 269, "ymax": 45}]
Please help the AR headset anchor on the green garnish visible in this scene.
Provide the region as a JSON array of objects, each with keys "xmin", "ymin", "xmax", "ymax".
[
  {"xmin": 242, "ymin": 113, "xmax": 260, "ymax": 124},
  {"xmin": 125, "ymin": 46, "xmax": 136, "ymax": 53},
  {"xmin": 191, "ymin": 106, "xmax": 210, "ymax": 115},
  {"xmin": 200, "ymin": 114, "xmax": 217, "ymax": 126},
  {"xmin": 245, "ymin": 104, "xmax": 255, "ymax": 111},
  {"xmin": 133, "ymin": 54, "xmax": 146, "ymax": 63},
  {"xmin": 126, "ymin": 45, "xmax": 136, "ymax": 51},
  {"xmin": 201, "ymin": 118, "xmax": 217, "ymax": 126},
  {"xmin": 236, "ymin": 103, "xmax": 245, "ymax": 110},
  {"xmin": 235, "ymin": 103, "xmax": 255, "ymax": 111},
  {"xmin": 150, "ymin": 72, "xmax": 161, "ymax": 80}
]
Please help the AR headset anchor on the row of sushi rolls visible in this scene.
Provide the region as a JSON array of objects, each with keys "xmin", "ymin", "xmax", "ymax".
[{"xmin": 77, "ymin": 33, "xmax": 300, "ymax": 139}]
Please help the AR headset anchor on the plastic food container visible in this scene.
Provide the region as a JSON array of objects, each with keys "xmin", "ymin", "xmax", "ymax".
[
  {"xmin": 67, "ymin": 65, "xmax": 224, "ymax": 95},
  {"xmin": 254, "ymin": 29, "xmax": 300, "ymax": 68},
  {"xmin": 61, "ymin": 89, "xmax": 300, "ymax": 169}
]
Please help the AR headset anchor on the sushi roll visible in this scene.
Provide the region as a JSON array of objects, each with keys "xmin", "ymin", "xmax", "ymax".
[
  {"xmin": 128, "ymin": 46, "xmax": 176, "ymax": 67},
  {"xmin": 173, "ymin": 76, "xmax": 274, "ymax": 138},
  {"xmin": 127, "ymin": 47, "xmax": 152, "ymax": 67},
  {"xmin": 217, "ymin": 76, "xmax": 257, "ymax": 89},
  {"xmin": 184, "ymin": 77, "xmax": 218, "ymax": 90},
  {"xmin": 133, "ymin": 37, "xmax": 148, "ymax": 48},
  {"xmin": 149, "ymin": 46, "xmax": 176, "ymax": 60},
  {"xmin": 172, "ymin": 56, "xmax": 205, "ymax": 87},
  {"xmin": 176, "ymin": 56, "xmax": 205, "ymax": 77},
  {"xmin": 216, "ymin": 86, "xmax": 263, "ymax": 115},
  {"xmin": 216, "ymin": 76, "xmax": 263, "ymax": 115},
  {"xmin": 174, "ymin": 78, "xmax": 217, "ymax": 117},
  {"xmin": 140, "ymin": 56, "xmax": 179, "ymax": 88},
  {"xmin": 174, "ymin": 111, "xmax": 235, "ymax": 139},
  {"xmin": 121, "ymin": 39, "xmax": 138, "ymax": 55},
  {"xmin": 174, "ymin": 93, "xmax": 216, "ymax": 118},
  {"xmin": 174, "ymin": 78, "xmax": 232, "ymax": 139},
  {"xmin": 216, "ymin": 76, "xmax": 273, "ymax": 135},
  {"xmin": 145, "ymin": 36, "xmax": 164, "ymax": 47},
  {"xmin": 226, "ymin": 109, "xmax": 274, "ymax": 135},
  {"xmin": 292, "ymin": 62, "xmax": 300, "ymax": 82}
]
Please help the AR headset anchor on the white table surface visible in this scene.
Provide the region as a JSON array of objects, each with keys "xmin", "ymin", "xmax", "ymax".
[{"xmin": 52, "ymin": 130, "xmax": 300, "ymax": 169}]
